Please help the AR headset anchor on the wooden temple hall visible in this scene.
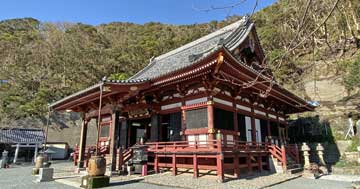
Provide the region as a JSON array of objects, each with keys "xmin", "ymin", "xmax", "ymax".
[{"xmin": 49, "ymin": 17, "xmax": 314, "ymax": 181}]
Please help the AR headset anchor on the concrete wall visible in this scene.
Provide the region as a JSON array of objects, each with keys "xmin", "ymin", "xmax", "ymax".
[{"xmin": 47, "ymin": 119, "xmax": 98, "ymax": 148}]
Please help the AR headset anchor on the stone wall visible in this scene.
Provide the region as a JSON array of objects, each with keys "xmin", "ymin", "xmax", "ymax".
[{"xmin": 304, "ymin": 140, "xmax": 354, "ymax": 164}]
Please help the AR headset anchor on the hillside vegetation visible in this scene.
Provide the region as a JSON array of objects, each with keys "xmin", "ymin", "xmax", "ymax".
[{"xmin": 0, "ymin": 0, "xmax": 359, "ymax": 127}]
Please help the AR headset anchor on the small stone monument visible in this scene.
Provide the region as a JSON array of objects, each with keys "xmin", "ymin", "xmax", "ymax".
[
  {"xmin": 36, "ymin": 167, "xmax": 54, "ymax": 182},
  {"xmin": 0, "ymin": 150, "xmax": 8, "ymax": 168}
]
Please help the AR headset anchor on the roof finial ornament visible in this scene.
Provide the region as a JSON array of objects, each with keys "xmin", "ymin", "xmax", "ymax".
[
  {"xmin": 101, "ymin": 76, "xmax": 107, "ymax": 82},
  {"xmin": 149, "ymin": 56, "xmax": 155, "ymax": 63}
]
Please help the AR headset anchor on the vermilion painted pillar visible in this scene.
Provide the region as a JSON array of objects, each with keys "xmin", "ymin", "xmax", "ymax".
[
  {"xmin": 78, "ymin": 118, "xmax": 88, "ymax": 168},
  {"xmin": 207, "ymin": 99, "xmax": 215, "ymax": 141},
  {"xmin": 285, "ymin": 123, "xmax": 289, "ymax": 142},
  {"xmin": 281, "ymin": 145, "xmax": 287, "ymax": 171},
  {"xmin": 193, "ymin": 154, "xmax": 198, "ymax": 178},
  {"xmin": 172, "ymin": 154, "xmax": 177, "ymax": 176},
  {"xmin": 181, "ymin": 109, "xmax": 186, "ymax": 141},
  {"xmin": 257, "ymin": 156, "xmax": 263, "ymax": 172},
  {"xmin": 110, "ymin": 110, "xmax": 120, "ymax": 172},
  {"xmin": 234, "ymin": 154, "xmax": 240, "ymax": 178},
  {"xmin": 154, "ymin": 154, "xmax": 159, "ymax": 173},
  {"xmin": 267, "ymin": 118, "xmax": 271, "ymax": 139},
  {"xmin": 217, "ymin": 153, "xmax": 224, "ymax": 182},
  {"xmin": 251, "ymin": 108, "xmax": 256, "ymax": 144},
  {"xmin": 232, "ymin": 99, "xmax": 239, "ymax": 141},
  {"xmin": 247, "ymin": 154, "xmax": 253, "ymax": 175}
]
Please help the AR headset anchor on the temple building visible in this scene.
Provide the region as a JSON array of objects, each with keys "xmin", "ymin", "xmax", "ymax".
[{"xmin": 49, "ymin": 17, "xmax": 314, "ymax": 181}]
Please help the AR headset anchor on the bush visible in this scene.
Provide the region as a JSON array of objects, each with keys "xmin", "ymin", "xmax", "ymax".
[{"xmin": 346, "ymin": 137, "xmax": 360, "ymax": 152}]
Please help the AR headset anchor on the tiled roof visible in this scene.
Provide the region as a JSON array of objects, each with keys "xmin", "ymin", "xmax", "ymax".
[
  {"xmin": 0, "ymin": 128, "xmax": 45, "ymax": 144},
  {"xmin": 130, "ymin": 16, "xmax": 253, "ymax": 80}
]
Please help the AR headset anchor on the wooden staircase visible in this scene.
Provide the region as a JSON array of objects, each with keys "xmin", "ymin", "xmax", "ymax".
[{"xmin": 268, "ymin": 144, "xmax": 303, "ymax": 174}]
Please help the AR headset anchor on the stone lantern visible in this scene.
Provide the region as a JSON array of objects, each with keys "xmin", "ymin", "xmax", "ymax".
[
  {"xmin": 301, "ymin": 142, "xmax": 311, "ymax": 169},
  {"xmin": 316, "ymin": 143, "xmax": 326, "ymax": 166}
]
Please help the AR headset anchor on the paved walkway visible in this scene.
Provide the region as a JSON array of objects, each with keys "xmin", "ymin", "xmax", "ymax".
[
  {"xmin": 267, "ymin": 177, "xmax": 353, "ymax": 189},
  {"xmin": 0, "ymin": 162, "xmax": 174, "ymax": 189},
  {"xmin": 0, "ymin": 164, "xmax": 76, "ymax": 189}
]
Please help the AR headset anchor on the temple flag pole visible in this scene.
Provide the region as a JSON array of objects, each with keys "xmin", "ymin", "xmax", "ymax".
[
  {"xmin": 95, "ymin": 81, "xmax": 104, "ymax": 156},
  {"xmin": 44, "ymin": 106, "xmax": 51, "ymax": 151}
]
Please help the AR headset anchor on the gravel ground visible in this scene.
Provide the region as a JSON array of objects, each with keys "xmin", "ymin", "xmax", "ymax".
[
  {"xmin": 2, "ymin": 161, "xmax": 354, "ymax": 189},
  {"xmin": 141, "ymin": 170, "xmax": 299, "ymax": 189},
  {"xmin": 267, "ymin": 177, "xmax": 353, "ymax": 189}
]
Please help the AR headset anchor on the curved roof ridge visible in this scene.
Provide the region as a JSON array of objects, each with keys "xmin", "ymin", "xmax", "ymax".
[
  {"xmin": 129, "ymin": 17, "xmax": 247, "ymax": 80},
  {"xmin": 154, "ymin": 17, "xmax": 247, "ymax": 61}
]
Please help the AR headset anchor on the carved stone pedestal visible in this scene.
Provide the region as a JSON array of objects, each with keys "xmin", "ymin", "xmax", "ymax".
[
  {"xmin": 80, "ymin": 175, "xmax": 110, "ymax": 189},
  {"xmin": 36, "ymin": 168, "xmax": 54, "ymax": 182}
]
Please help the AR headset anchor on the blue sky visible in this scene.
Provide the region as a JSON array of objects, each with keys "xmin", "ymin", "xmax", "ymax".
[{"xmin": 0, "ymin": 0, "xmax": 276, "ymax": 25}]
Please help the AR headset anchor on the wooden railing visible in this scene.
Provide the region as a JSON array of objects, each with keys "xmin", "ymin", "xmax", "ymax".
[
  {"xmin": 223, "ymin": 141, "xmax": 268, "ymax": 152},
  {"xmin": 147, "ymin": 140, "xmax": 222, "ymax": 153},
  {"xmin": 146, "ymin": 140, "xmax": 269, "ymax": 153},
  {"xmin": 72, "ymin": 145, "xmax": 96, "ymax": 166},
  {"xmin": 268, "ymin": 144, "xmax": 287, "ymax": 169}
]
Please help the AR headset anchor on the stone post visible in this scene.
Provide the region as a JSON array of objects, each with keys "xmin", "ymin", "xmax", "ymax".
[
  {"xmin": 301, "ymin": 142, "xmax": 311, "ymax": 169},
  {"xmin": 316, "ymin": 143, "xmax": 326, "ymax": 166},
  {"xmin": 13, "ymin": 143, "xmax": 20, "ymax": 163},
  {"xmin": 1, "ymin": 150, "xmax": 8, "ymax": 168}
]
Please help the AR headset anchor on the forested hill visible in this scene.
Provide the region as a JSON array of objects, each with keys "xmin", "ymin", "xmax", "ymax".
[{"xmin": 0, "ymin": 0, "xmax": 359, "ymax": 127}]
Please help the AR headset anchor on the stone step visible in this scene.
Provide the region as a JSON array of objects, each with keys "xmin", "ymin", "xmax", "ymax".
[{"xmin": 286, "ymin": 167, "xmax": 303, "ymax": 174}]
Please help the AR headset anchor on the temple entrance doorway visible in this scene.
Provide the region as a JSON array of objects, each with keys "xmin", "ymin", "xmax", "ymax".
[
  {"xmin": 129, "ymin": 118, "xmax": 151, "ymax": 146},
  {"xmin": 160, "ymin": 112, "xmax": 182, "ymax": 142}
]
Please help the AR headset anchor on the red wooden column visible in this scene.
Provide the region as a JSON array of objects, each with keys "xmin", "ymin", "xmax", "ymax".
[
  {"xmin": 181, "ymin": 108, "xmax": 186, "ymax": 141},
  {"xmin": 276, "ymin": 116, "xmax": 282, "ymax": 144},
  {"xmin": 154, "ymin": 154, "xmax": 159, "ymax": 173},
  {"xmin": 234, "ymin": 154, "xmax": 240, "ymax": 178},
  {"xmin": 281, "ymin": 145, "xmax": 287, "ymax": 171},
  {"xmin": 251, "ymin": 108, "xmax": 256, "ymax": 144},
  {"xmin": 257, "ymin": 156, "xmax": 263, "ymax": 172},
  {"xmin": 247, "ymin": 154, "xmax": 253, "ymax": 175},
  {"xmin": 233, "ymin": 101, "xmax": 239, "ymax": 141},
  {"xmin": 266, "ymin": 114, "xmax": 271, "ymax": 140},
  {"xmin": 216, "ymin": 138, "xmax": 224, "ymax": 182},
  {"xmin": 193, "ymin": 154, "xmax": 198, "ymax": 178},
  {"xmin": 172, "ymin": 154, "xmax": 177, "ymax": 176},
  {"xmin": 110, "ymin": 110, "xmax": 120, "ymax": 172},
  {"xmin": 217, "ymin": 153, "xmax": 224, "ymax": 182},
  {"xmin": 78, "ymin": 117, "xmax": 88, "ymax": 168},
  {"xmin": 285, "ymin": 122, "xmax": 289, "ymax": 142},
  {"xmin": 207, "ymin": 98, "xmax": 215, "ymax": 141}
]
